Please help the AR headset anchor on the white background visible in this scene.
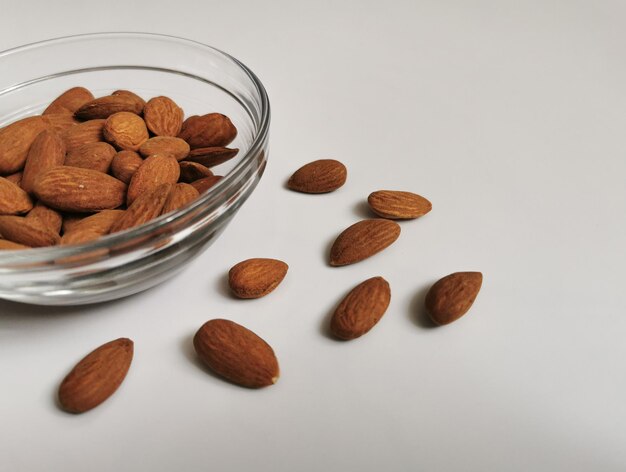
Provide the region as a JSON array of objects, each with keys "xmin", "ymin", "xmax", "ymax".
[{"xmin": 2, "ymin": 1, "xmax": 626, "ymax": 471}]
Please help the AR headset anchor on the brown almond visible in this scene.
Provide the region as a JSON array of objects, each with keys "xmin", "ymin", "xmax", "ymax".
[
  {"xmin": 0, "ymin": 177, "xmax": 33, "ymax": 215},
  {"xmin": 58, "ymin": 338, "xmax": 133, "ymax": 414},
  {"xmin": 368, "ymin": 190, "xmax": 432, "ymax": 219},
  {"xmin": 110, "ymin": 183, "xmax": 173, "ymax": 234},
  {"xmin": 425, "ymin": 272, "xmax": 483, "ymax": 325},
  {"xmin": 127, "ymin": 154, "xmax": 180, "ymax": 205},
  {"xmin": 21, "ymin": 129, "xmax": 66, "ymax": 194},
  {"xmin": 228, "ymin": 258, "xmax": 288, "ymax": 299},
  {"xmin": 330, "ymin": 277, "xmax": 391, "ymax": 340},
  {"xmin": 161, "ymin": 183, "xmax": 199, "ymax": 215},
  {"xmin": 139, "ymin": 136, "xmax": 190, "ymax": 161},
  {"xmin": 190, "ymin": 175, "xmax": 222, "ymax": 194},
  {"xmin": 185, "ymin": 146, "xmax": 239, "ymax": 168},
  {"xmin": 0, "ymin": 216, "xmax": 60, "ymax": 247},
  {"xmin": 0, "ymin": 116, "xmax": 50, "ymax": 174},
  {"xmin": 4, "ymin": 172, "xmax": 22, "ymax": 186},
  {"xmin": 178, "ymin": 113, "xmax": 237, "ymax": 148},
  {"xmin": 65, "ymin": 142, "xmax": 116, "ymax": 173},
  {"xmin": 0, "ymin": 239, "xmax": 30, "ymax": 250},
  {"xmin": 42, "ymin": 113, "xmax": 80, "ymax": 132},
  {"xmin": 61, "ymin": 210, "xmax": 124, "ymax": 245},
  {"xmin": 43, "ymin": 87, "xmax": 95, "ymax": 115},
  {"xmin": 61, "ymin": 214, "xmax": 87, "ymax": 234},
  {"xmin": 112, "ymin": 90, "xmax": 146, "ymax": 110},
  {"xmin": 25, "ymin": 203, "xmax": 62, "ymax": 234},
  {"xmin": 179, "ymin": 161, "xmax": 213, "ymax": 183},
  {"xmin": 62, "ymin": 119, "xmax": 105, "ymax": 152},
  {"xmin": 143, "ymin": 96, "xmax": 184, "ymax": 137},
  {"xmin": 103, "ymin": 112, "xmax": 149, "ymax": 151},
  {"xmin": 193, "ymin": 319, "xmax": 279, "ymax": 388},
  {"xmin": 111, "ymin": 150, "xmax": 143, "ymax": 184},
  {"xmin": 330, "ymin": 219, "xmax": 401, "ymax": 266},
  {"xmin": 75, "ymin": 94, "xmax": 144, "ymax": 120},
  {"xmin": 34, "ymin": 166, "xmax": 126, "ymax": 212},
  {"xmin": 287, "ymin": 159, "xmax": 347, "ymax": 194}
]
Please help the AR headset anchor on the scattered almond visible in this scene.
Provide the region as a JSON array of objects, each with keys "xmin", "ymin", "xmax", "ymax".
[
  {"xmin": 139, "ymin": 136, "xmax": 190, "ymax": 161},
  {"xmin": 228, "ymin": 258, "xmax": 288, "ymax": 299},
  {"xmin": 287, "ymin": 159, "xmax": 347, "ymax": 194},
  {"xmin": 143, "ymin": 96, "xmax": 184, "ymax": 137},
  {"xmin": 425, "ymin": 272, "xmax": 483, "ymax": 325},
  {"xmin": 103, "ymin": 112, "xmax": 149, "ymax": 151},
  {"xmin": 368, "ymin": 190, "xmax": 432, "ymax": 219},
  {"xmin": 330, "ymin": 219, "xmax": 401, "ymax": 266},
  {"xmin": 126, "ymin": 154, "xmax": 180, "ymax": 205},
  {"xmin": 178, "ymin": 113, "xmax": 237, "ymax": 148}
]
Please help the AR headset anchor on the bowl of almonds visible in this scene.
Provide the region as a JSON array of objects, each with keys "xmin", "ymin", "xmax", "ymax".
[{"xmin": 0, "ymin": 33, "xmax": 270, "ymax": 305}]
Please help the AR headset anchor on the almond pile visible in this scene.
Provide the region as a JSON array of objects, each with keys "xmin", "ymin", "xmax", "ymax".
[{"xmin": 0, "ymin": 87, "xmax": 238, "ymax": 248}]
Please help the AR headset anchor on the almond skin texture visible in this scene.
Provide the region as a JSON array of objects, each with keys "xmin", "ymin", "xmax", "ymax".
[
  {"xmin": 330, "ymin": 219, "xmax": 401, "ymax": 266},
  {"xmin": 75, "ymin": 94, "xmax": 144, "ymax": 120},
  {"xmin": 61, "ymin": 210, "xmax": 124, "ymax": 245},
  {"xmin": 26, "ymin": 203, "xmax": 62, "ymax": 234},
  {"xmin": 21, "ymin": 129, "xmax": 66, "ymax": 194},
  {"xmin": 0, "ymin": 216, "xmax": 60, "ymax": 247},
  {"xmin": 425, "ymin": 272, "xmax": 483, "ymax": 325},
  {"xmin": 139, "ymin": 136, "xmax": 190, "ymax": 161},
  {"xmin": 143, "ymin": 96, "xmax": 184, "ymax": 137},
  {"xmin": 65, "ymin": 142, "xmax": 117, "ymax": 173},
  {"xmin": 34, "ymin": 166, "xmax": 126, "ymax": 212},
  {"xmin": 111, "ymin": 150, "xmax": 143, "ymax": 184},
  {"xmin": 62, "ymin": 119, "xmax": 105, "ymax": 152},
  {"xmin": 44, "ymin": 87, "xmax": 95, "ymax": 115},
  {"xmin": 287, "ymin": 159, "xmax": 347, "ymax": 194},
  {"xmin": 193, "ymin": 319, "xmax": 279, "ymax": 388},
  {"xmin": 4, "ymin": 172, "xmax": 22, "ymax": 186},
  {"xmin": 179, "ymin": 161, "xmax": 213, "ymax": 183},
  {"xmin": 190, "ymin": 175, "xmax": 222, "ymax": 194},
  {"xmin": 368, "ymin": 190, "xmax": 432, "ymax": 219},
  {"xmin": 42, "ymin": 113, "xmax": 81, "ymax": 132},
  {"xmin": 161, "ymin": 183, "xmax": 199, "ymax": 215},
  {"xmin": 0, "ymin": 116, "xmax": 50, "ymax": 174},
  {"xmin": 0, "ymin": 177, "xmax": 33, "ymax": 215},
  {"xmin": 178, "ymin": 113, "xmax": 237, "ymax": 148},
  {"xmin": 0, "ymin": 239, "xmax": 30, "ymax": 250},
  {"xmin": 330, "ymin": 277, "xmax": 391, "ymax": 340},
  {"xmin": 186, "ymin": 146, "xmax": 239, "ymax": 168},
  {"xmin": 127, "ymin": 154, "xmax": 180, "ymax": 205},
  {"xmin": 61, "ymin": 214, "xmax": 86, "ymax": 234},
  {"xmin": 103, "ymin": 112, "xmax": 149, "ymax": 151},
  {"xmin": 110, "ymin": 183, "xmax": 173, "ymax": 234},
  {"xmin": 58, "ymin": 338, "xmax": 133, "ymax": 414},
  {"xmin": 228, "ymin": 258, "xmax": 289, "ymax": 299}
]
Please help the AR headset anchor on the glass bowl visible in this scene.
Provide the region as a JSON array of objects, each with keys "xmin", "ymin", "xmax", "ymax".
[{"xmin": 0, "ymin": 33, "xmax": 270, "ymax": 305}]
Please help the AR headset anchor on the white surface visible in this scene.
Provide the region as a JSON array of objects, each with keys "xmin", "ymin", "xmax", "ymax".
[{"xmin": 1, "ymin": 1, "xmax": 626, "ymax": 471}]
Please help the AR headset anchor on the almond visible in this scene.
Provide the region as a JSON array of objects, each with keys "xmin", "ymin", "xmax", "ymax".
[
  {"xmin": 287, "ymin": 159, "xmax": 347, "ymax": 194},
  {"xmin": 61, "ymin": 214, "xmax": 86, "ymax": 234},
  {"xmin": 179, "ymin": 161, "xmax": 213, "ymax": 183},
  {"xmin": 111, "ymin": 150, "xmax": 143, "ymax": 184},
  {"xmin": 330, "ymin": 219, "xmax": 401, "ymax": 266},
  {"xmin": 25, "ymin": 203, "xmax": 62, "ymax": 234},
  {"xmin": 425, "ymin": 272, "xmax": 483, "ymax": 325},
  {"xmin": 62, "ymin": 119, "xmax": 105, "ymax": 152},
  {"xmin": 34, "ymin": 166, "xmax": 126, "ymax": 212},
  {"xmin": 127, "ymin": 154, "xmax": 180, "ymax": 205},
  {"xmin": 42, "ymin": 113, "xmax": 80, "ymax": 132},
  {"xmin": 190, "ymin": 175, "xmax": 222, "ymax": 194},
  {"xmin": 0, "ymin": 116, "xmax": 50, "ymax": 174},
  {"xmin": 61, "ymin": 210, "xmax": 124, "ymax": 245},
  {"xmin": 368, "ymin": 190, "xmax": 432, "ymax": 219},
  {"xmin": 65, "ymin": 142, "xmax": 116, "ymax": 173},
  {"xmin": 330, "ymin": 277, "xmax": 391, "ymax": 340},
  {"xmin": 103, "ymin": 112, "xmax": 149, "ymax": 151},
  {"xmin": 193, "ymin": 319, "xmax": 279, "ymax": 388},
  {"xmin": 161, "ymin": 183, "xmax": 199, "ymax": 215},
  {"xmin": 0, "ymin": 239, "xmax": 30, "ymax": 250},
  {"xmin": 228, "ymin": 258, "xmax": 288, "ymax": 299},
  {"xmin": 112, "ymin": 90, "xmax": 146, "ymax": 110},
  {"xmin": 4, "ymin": 172, "xmax": 22, "ymax": 186},
  {"xmin": 0, "ymin": 177, "xmax": 33, "ymax": 215},
  {"xmin": 178, "ymin": 113, "xmax": 237, "ymax": 148},
  {"xmin": 21, "ymin": 129, "xmax": 66, "ymax": 194},
  {"xmin": 186, "ymin": 146, "xmax": 239, "ymax": 168},
  {"xmin": 110, "ymin": 183, "xmax": 173, "ymax": 234},
  {"xmin": 74, "ymin": 93, "xmax": 144, "ymax": 120},
  {"xmin": 139, "ymin": 136, "xmax": 190, "ymax": 161},
  {"xmin": 0, "ymin": 215, "xmax": 60, "ymax": 247},
  {"xmin": 58, "ymin": 338, "xmax": 133, "ymax": 414},
  {"xmin": 143, "ymin": 96, "xmax": 184, "ymax": 137},
  {"xmin": 43, "ymin": 87, "xmax": 94, "ymax": 115}
]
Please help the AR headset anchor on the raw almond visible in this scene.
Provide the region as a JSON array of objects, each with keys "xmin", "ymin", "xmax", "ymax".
[
  {"xmin": 190, "ymin": 175, "xmax": 222, "ymax": 194},
  {"xmin": 21, "ymin": 129, "xmax": 66, "ymax": 194},
  {"xmin": 0, "ymin": 216, "xmax": 60, "ymax": 247},
  {"xmin": 178, "ymin": 113, "xmax": 237, "ymax": 148},
  {"xmin": 179, "ymin": 161, "xmax": 213, "ymax": 183},
  {"xmin": 330, "ymin": 219, "xmax": 401, "ymax": 266},
  {"xmin": 330, "ymin": 276, "xmax": 391, "ymax": 340},
  {"xmin": 25, "ymin": 203, "xmax": 62, "ymax": 234},
  {"xmin": 4, "ymin": 172, "xmax": 22, "ymax": 186},
  {"xmin": 110, "ymin": 183, "xmax": 173, "ymax": 233},
  {"xmin": 65, "ymin": 142, "xmax": 116, "ymax": 173},
  {"xmin": 0, "ymin": 177, "xmax": 33, "ymax": 215},
  {"xmin": 43, "ymin": 87, "xmax": 94, "ymax": 115},
  {"xmin": 425, "ymin": 272, "xmax": 483, "ymax": 325},
  {"xmin": 0, "ymin": 116, "xmax": 50, "ymax": 174},
  {"xmin": 368, "ymin": 190, "xmax": 432, "ymax": 219},
  {"xmin": 287, "ymin": 159, "xmax": 347, "ymax": 194},
  {"xmin": 62, "ymin": 119, "xmax": 105, "ymax": 152},
  {"xmin": 161, "ymin": 183, "xmax": 199, "ymax": 215},
  {"xmin": 228, "ymin": 258, "xmax": 288, "ymax": 299},
  {"xmin": 61, "ymin": 214, "xmax": 86, "ymax": 234},
  {"xmin": 127, "ymin": 154, "xmax": 180, "ymax": 205},
  {"xmin": 143, "ymin": 96, "xmax": 184, "ymax": 137},
  {"xmin": 34, "ymin": 166, "xmax": 126, "ymax": 212},
  {"xmin": 112, "ymin": 90, "xmax": 146, "ymax": 110},
  {"xmin": 74, "ymin": 94, "xmax": 143, "ymax": 120},
  {"xmin": 139, "ymin": 136, "xmax": 190, "ymax": 161},
  {"xmin": 58, "ymin": 338, "xmax": 133, "ymax": 414},
  {"xmin": 193, "ymin": 319, "xmax": 279, "ymax": 388},
  {"xmin": 61, "ymin": 210, "xmax": 124, "ymax": 245},
  {"xmin": 103, "ymin": 112, "xmax": 149, "ymax": 151},
  {"xmin": 111, "ymin": 150, "xmax": 143, "ymax": 184},
  {"xmin": 186, "ymin": 146, "xmax": 239, "ymax": 168},
  {"xmin": 42, "ymin": 113, "xmax": 80, "ymax": 132},
  {"xmin": 0, "ymin": 239, "xmax": 30, "ymax": 250}
]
